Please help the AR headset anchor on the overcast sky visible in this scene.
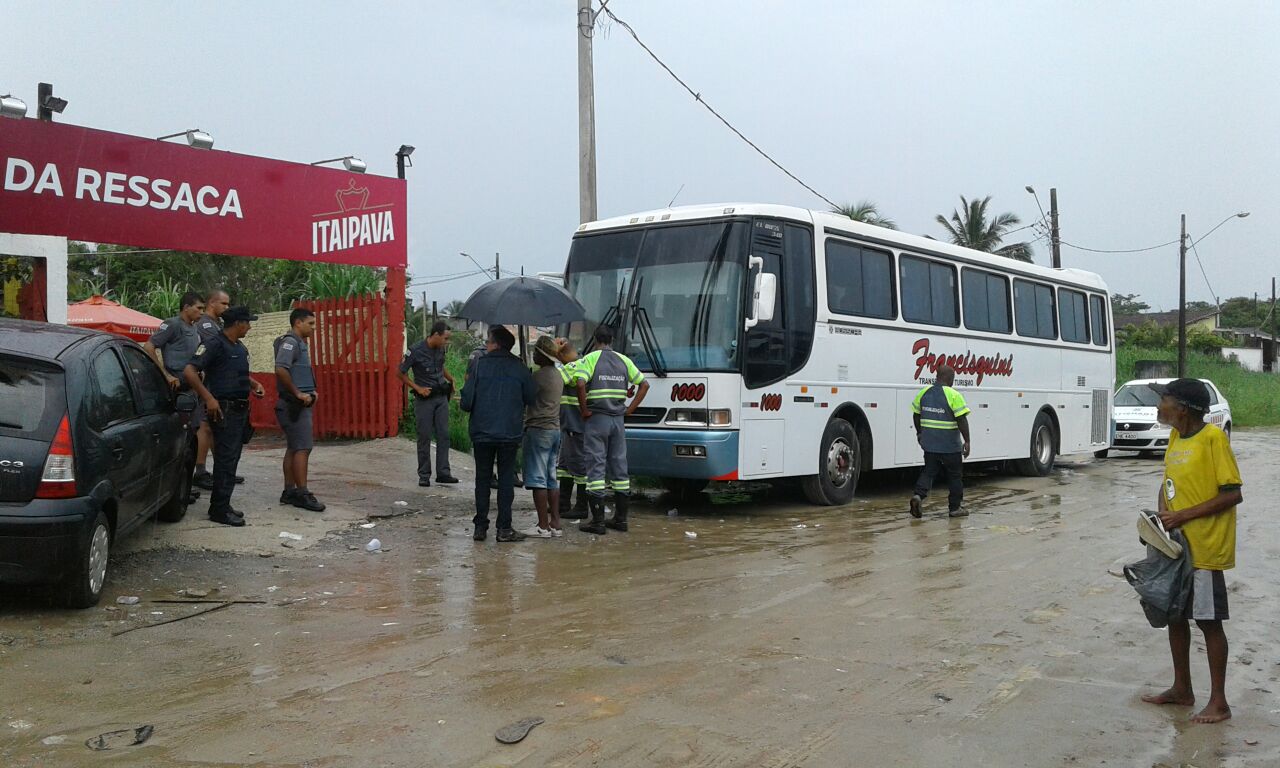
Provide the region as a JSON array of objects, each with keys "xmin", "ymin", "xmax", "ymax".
[{"xmin": 6, "ymin": 1, "xmax": 1277, "ymax": 310}]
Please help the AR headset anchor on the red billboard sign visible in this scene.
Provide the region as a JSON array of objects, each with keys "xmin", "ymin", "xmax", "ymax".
[{"xmin": 0, "ymin": 118, "xmax": 406, "ymax": 268}]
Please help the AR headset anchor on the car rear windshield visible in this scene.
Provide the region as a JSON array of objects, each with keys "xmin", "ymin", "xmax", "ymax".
[
  {"xmin": 0, "ymin": 357, "xmax": 61, "ymax": 435},
  {"xmin": 1115, "ymin": 384, "xmax": 1160, "ymax": 407}
]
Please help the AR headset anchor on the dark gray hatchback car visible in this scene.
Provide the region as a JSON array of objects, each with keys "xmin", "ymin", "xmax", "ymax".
[{"xmin": 0, "ymin": 319, "xmax": 194, "ymax": 607}]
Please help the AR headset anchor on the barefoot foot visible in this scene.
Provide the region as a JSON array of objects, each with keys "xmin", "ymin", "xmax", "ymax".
[
  {"xmin": 1190, "ymin": 702, "xmax": 1231, "ymax": 723},
  {"xmin": 1141, "ymin": 688, "xmax": 1195, "ymax": 706}
]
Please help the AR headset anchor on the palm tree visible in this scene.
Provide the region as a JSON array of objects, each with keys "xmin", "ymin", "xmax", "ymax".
[
  {"xmin": 935, "ymin": 195, "xmax": 1034, "ymax": 262},
  {"xmin": 830, "ymin": 200, "xmax": 897, "ymax": 230},
  {"xmin": 443, "ymin": 299, "xmax": 472, "ymax": 331}
]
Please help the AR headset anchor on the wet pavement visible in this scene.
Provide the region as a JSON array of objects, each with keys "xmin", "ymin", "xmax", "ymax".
[{"xmin": 2, "ymin": 431, "xmax": 1278, "ymax": 767}]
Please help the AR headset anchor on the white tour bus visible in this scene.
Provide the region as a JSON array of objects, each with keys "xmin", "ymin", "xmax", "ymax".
[{"xmin": 562, "ymin": 203, "xmax": 1115, "ymax": 505}]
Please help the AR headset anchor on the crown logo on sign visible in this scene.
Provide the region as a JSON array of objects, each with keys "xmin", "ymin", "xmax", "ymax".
[{"xmin": 335, "ymin": 179, "xmax": 370, "ymax": 212}]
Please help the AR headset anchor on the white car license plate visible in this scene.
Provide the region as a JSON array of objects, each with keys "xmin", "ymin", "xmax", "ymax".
[{"xmin": 1116, "ymin": 432, "xmax": 1137, "ymax": 440}]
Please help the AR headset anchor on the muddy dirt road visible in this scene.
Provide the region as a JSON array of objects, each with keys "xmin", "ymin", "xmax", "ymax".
[{"xmin": 2, "ymin": 432, "xmax": 1278, "ymax": 767}]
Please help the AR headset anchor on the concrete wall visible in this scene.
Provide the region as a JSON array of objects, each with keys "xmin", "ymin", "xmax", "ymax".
[
  {"xmin": 1220, "ymin": 346, "xmax": 1264, "ymax": 372},
  {"xmin": 0, "ymin": 233, "xmax": 67, "ymax": 324}
]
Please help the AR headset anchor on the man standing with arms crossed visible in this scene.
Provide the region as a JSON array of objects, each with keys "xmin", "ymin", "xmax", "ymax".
[
  {"xmin": 193, "ymin": 288, "xmax": 235, "ymax": 490},
  {"xmin": 908, "ymin": 365, "xmax": 971, "ymax": 519},
  {"xmin": 575, "ymin": 325, "xmax": 649, "ymax": 534},
  {"xmin": 275, "ymin": 308, "xmax": 325, "ymax": 512},
  {"xmin": 398, "ymin": 321, "xmax": 459, "ymax": 488}
]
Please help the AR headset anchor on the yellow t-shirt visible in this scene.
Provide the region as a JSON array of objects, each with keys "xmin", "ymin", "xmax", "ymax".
[{"xmin": 1163, "ymin": 423, "xmax": 1242, "ymax": 570}]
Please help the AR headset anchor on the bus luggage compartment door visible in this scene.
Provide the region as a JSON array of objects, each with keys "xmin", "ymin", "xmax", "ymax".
[{"xmin": 739, "ymin": 419, "xmax": 785, "ymax": 478}]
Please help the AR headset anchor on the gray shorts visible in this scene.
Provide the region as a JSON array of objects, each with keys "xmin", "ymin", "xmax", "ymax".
[
  {"xmin": 1189, "ymin": 569, "xmax": 1229, "ymax": 621},
  {"xmin": 275, "ymin": 401, "xmax": 314, "ymax": 451}
]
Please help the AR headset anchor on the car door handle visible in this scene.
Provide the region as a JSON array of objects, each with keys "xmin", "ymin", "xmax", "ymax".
[
  {"xmin": 111, "ymin": 445, "xmax": 125, "ymax": 458},
  {"xmin": 151, "ymin": 432, "xmax": 162, "ymax": 441}
]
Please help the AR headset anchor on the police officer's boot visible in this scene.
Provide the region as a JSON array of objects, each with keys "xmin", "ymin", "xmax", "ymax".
[
  {"xmin": 605, "ymin": 491, "xmax": 629, "ymax": 532},
  {"xmin": 578, "ymin": 495, "xmax": 607, "ymax": 535},
  {"xmin": 561, "ymin": 482, "xmax": 588, "ymax": 520}
]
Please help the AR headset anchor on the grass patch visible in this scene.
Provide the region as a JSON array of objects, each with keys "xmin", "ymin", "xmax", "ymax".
[{"xmin": 1117, "ymin": 346, "xmax": 1280, "ymax": 428}]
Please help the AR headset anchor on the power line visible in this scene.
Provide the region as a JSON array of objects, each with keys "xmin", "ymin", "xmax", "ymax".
[
  {"xmin": 596, "ymin": 3, "xmax": 839, "ymax": 210},
  {"xmin": 1059, "ymin": 238, "xmax": 1181, "ymax": 254},
  {"xmin": 1187, "ymin": 233, "xmax": 1219, "ymax": 305}
]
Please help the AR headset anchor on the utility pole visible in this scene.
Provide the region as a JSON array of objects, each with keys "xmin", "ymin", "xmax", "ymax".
[
  {"xmin": 1271, "ymin": 277, "xmax": 1277, "ymax": 373},
  {"xmin": 37, "ymin": 82, "xmax": 54, "ymax": 121},
  {"xmin": 494, "ymin": 252, "xmax": 501, "ymax": 280},
  {"xmin": 1177, "ymin": 214, "xmax": 1188, "ymax": 377},
  {"xmin": 1049, "ymin": 188, "xmax": 1062, "ymax": 269},
  {"xmin": 421, "ymin": 291, "xmax": 428, "ymax": 338},
  {"xmin": 577, "ymin": 0, "xmax": 598, "ymax": 224}
]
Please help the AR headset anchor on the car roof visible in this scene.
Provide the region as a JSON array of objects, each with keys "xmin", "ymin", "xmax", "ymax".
[
  {"xmin": 0, "ymin": 318, "xmax": 104, "ymax": 361},
  {"xmin": 1121, "ymin": 377, "xmax": 1216, "ymax": 386}
]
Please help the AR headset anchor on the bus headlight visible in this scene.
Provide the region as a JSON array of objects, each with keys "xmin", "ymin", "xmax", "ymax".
[
  {"xmin": 708, "ymin": 409, "xmax": 732, "ymax": 426},
  {"xmin": 666, "ymin": 409, "xmax": 708, "ymax": 426}
]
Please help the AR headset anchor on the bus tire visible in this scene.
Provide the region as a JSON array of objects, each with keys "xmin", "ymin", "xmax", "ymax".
[
  {"xmin": 801, "ymin": 419, "xmax": 860, "ymax": 506},
  {"xmin": 1015, "ymin": 412, "xmax": 1057, "ymax": 477},
  {"xmin": 661, "ymin": 478, "xmax": 709, "ymax": 502}
]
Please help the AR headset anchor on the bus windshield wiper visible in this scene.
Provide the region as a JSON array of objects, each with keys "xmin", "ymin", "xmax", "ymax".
[{"xmin": 629, "ymin": 276, "xmax": 668, "ymax": 377}]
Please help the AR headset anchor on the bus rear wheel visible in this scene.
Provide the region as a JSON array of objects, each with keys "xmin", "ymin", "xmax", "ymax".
[
  {"xmin": 802, "ymin": 419, "xmax": 860, "ymax": 506},
  {"xmin": 1015, "ymin": 412, "xmax": 1057, "ymax": 477}
]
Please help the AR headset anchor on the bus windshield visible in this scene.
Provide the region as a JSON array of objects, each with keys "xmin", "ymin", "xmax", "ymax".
[{"xmin": 565, "ymin": 221, "xmax": 749, "ymax": 372}]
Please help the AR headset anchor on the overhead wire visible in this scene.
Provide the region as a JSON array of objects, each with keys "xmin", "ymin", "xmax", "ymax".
[{"xmin": 595, "ymin": 2, "xmax": 840, "ymax": 210}]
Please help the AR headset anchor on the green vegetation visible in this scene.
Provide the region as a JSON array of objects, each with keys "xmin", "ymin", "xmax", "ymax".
[
  {"xmin": 1117, "ymin": 346, "xmax": 1280, "ymax": 428},
  {"xmin": 830, "ymin": 201, "xmax": 897, "ymax": 230},
  {"xmin": 935, "ymin": 195, "xmax": 1034, "ymax": 263}
]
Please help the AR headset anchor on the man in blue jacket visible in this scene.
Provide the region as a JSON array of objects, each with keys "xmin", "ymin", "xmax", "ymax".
[{"xmin": 460, "ymin": 326, "xmax": 537, "ymax": 542}]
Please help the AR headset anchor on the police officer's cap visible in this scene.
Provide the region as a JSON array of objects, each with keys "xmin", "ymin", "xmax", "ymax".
[{"xmin": 223, "ymin": 306, "xmax": 259, "ymax": 324}]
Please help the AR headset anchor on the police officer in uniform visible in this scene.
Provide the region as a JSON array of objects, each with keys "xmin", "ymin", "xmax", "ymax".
[
  {"xmin": 555, "ymin": 338, "xmax": 590, "ymax": 520},
  {"xmin": 275, "ymin": 308, "xmax": 325, "ymax": 512},
  {"xmin": 184, "ymin": 306, "xmax": 265, "ymax": 526},
  {"xmin": 143, "ymin": 291, "xmax": 204, "ymax": 390},
  {"xmin": 575, "ymin": 325, "xmax": 649, "ymax": 534},
  {"xmin": 193, "ymin": 288, "xmax": 234, "ymax": 489}
]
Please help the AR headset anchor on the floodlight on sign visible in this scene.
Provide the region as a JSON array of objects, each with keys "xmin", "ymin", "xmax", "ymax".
[
  {"xmin": 0, "ymin": 94, "xmax": 28, "ymax": 119},
  {"xmin": 157, "ymin": 129, "xmax": 215, "ymax": 150},
  {"xmin": 311, "ymin": 156, "xmax": 367, "ymax": 174}
]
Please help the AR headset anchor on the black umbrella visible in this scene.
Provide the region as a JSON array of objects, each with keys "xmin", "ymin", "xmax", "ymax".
[{"xmin": 457, "ymin": 276, "xmax": 586, "ymax": 326}]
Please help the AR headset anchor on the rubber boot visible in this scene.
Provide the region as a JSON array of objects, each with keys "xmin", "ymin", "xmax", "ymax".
[
  {"xmin": 561, "ymin": 482, "xmax": 588, "ymax": 520},
  {"xmin": 578, "ymin": 496, "xmax": 607, "ymax": 535},
  {"xmin": 605, "ymin": 491, "xmax": 629, "ymax": 532}
]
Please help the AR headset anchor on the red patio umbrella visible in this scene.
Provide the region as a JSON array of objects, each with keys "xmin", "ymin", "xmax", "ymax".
[{"xmin": 67, "ymin": 295, "xmax": 162, "ymax": 342}]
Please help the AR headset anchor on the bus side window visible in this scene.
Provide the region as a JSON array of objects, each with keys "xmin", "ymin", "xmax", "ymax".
[{"xmin": 1089, "ymin": 294, "xmax": 1109, "ymax": 347}]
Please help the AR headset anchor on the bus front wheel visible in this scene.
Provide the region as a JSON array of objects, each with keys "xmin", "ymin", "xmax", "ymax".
[
  {"xmin": 802, "ymin": 419, "xmax": 860, "ymax": 506},
  {"xmin": 1015, "ymin": 412, "xmax": 1057, "ymax": 477}
]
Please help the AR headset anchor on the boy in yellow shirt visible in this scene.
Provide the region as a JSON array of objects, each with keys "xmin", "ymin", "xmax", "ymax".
[{"xmin": 1140, "ymin": 379, "xmax": 1242, "ymax": 724}]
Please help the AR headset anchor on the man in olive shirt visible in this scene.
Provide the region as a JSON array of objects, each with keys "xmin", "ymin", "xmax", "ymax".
[{"xmin": 521, "ymin": 336, "xmax": 566, "ymax": 537}]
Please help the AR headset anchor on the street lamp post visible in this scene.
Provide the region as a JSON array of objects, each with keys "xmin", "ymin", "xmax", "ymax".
[
  {"xmin": 395, "ymin": 145, "xmax": 414, "ymax": 180},
  {"xmin": 1177, "ymin": 211, "xmax": 1250, "ymax": 377}
]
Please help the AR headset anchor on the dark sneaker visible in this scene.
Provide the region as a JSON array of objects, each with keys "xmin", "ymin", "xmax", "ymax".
[
  {"xmin": 473, "ymin": 527, "xmax": 488, "ymax": 541},
  {"xmin": 604, "ymin": 518, "xmax": 628, "ymax": 532},
  {"xmin": 234, "ymin": 475, "xmax": 246, "ymax": 485},
  {"xmin": 496, "ymin": 529, "xmax": 527, "ymax": 543},
  {"xmin": 579, "ymin": 521, "xmax": 607, "ymax": 535},
  {"xmin": 419, "ymin": 478, "xmax": 432, "ymax": 487},
  {"xmin": 209, "ymin": 509, "xmax": 245, "ymax": 527},
  {"xmin": 280, "ymin": 488, "xmax": 300, "ymax": 505},
  {"xmin": 560, "ymin": 508, "xmax": 589, "ymax": 520},
  {"xmin": 193, "ymin": 471, "xmax": 215, "ymax": 490},
  {"xmin": 948, "ymin": 506, "xmax": 969, "ymax": 518},
  {"xmin": 909, "ymin": 495, "xmax": 922, "ymax": 518},
  {"xmin": 186, "ymin": 489, "xmax": 202, "ymax": 504},
  {"xmin": 436, "ymin": 475, "xmax": 460, "ymax": 484},
  {"xmin": 292, "ymin": 491, "xmax": 326, "ymax": 512}
]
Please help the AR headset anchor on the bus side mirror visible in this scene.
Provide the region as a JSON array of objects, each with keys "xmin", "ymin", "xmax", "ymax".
[{"xmin": 746, "ymin": 271, "xmax": 777, "ymax": 329}]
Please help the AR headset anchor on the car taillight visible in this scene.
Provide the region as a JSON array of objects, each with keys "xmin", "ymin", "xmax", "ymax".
[{"xmin": 36, "ymin": 413, "xmax": 77, "ymax": 499}]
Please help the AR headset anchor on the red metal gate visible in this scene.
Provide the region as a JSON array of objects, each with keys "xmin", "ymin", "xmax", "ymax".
[{"xmin": 295, "ymin": 292, "xmax": 403, "ymax": 439}]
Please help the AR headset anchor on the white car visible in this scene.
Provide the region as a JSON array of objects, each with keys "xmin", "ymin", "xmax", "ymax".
[{"xmin": 1098, "ymin": 377, "xmax": 1232, "ymax": 458}]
